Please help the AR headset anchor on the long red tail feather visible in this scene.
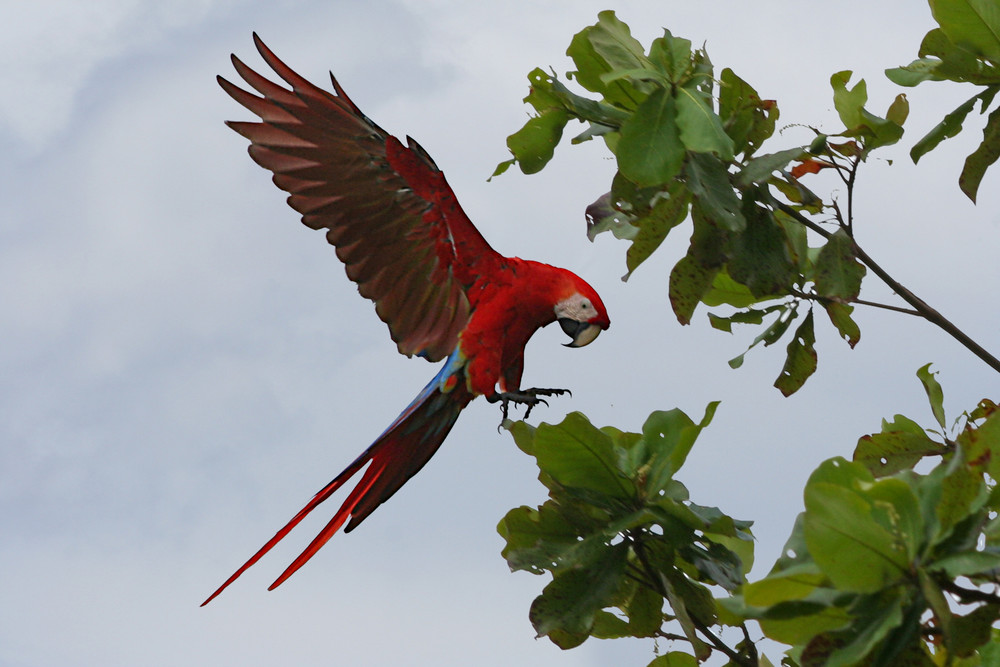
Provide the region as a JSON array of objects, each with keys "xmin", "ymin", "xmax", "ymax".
[{"xmin": 201, "ymin": 373, "xmax": 472, "ymax": 606}]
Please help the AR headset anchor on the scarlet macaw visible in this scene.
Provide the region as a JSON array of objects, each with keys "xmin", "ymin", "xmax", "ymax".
[{"xmin": 202, "ymin": 35, "xmax": 610, "ymax": 606}]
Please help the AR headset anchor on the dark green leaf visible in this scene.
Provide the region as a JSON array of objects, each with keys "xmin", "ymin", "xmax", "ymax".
[
  {"xmin": 676, "ymin": 86, "xmax": 735, "ymax": 159},
  {"xmin": 853, "ymin": 430, "xmax": 946, "ymax": 477},
  {"xmin": 951, "ymin": 604, "xmax": 1000, "ymax": 657},
  {"xmin": 617, "ymin": 87, "xmax": 685, "ymax": 187},
  {"xmin": 719, "ymin": 67, "xmax": 778, "ymax": 156},
  {"xmin": 641, "ymin": 403, "xmax": 718, "ymax": 495},
  {"xmin": 916, "ymin": 363, "xmax": 947, "ymax": 430},
  {"xmin": 668, "ymin": 255, "xmax": 717, "ymax": 325},
  {"xmin": 498, "ymin": 504, "xmax": 579, "ymax": 574},
  {"xmin": 911, "ymin": 94, "xmax": 980, "ymax": 163},
  {"xmin": 625, "ymin": 185, "xmax": 692, "ymax": 279},
  {"xmin": 529, "ymin": 543, "xmax": 628, "ymax": 648},
  {"xmin": 727, "ymin": 204, "xmax": 796, "ymax": 298},
  {"xmin": 774, "ymin": 310, "xmax": 817, "ymax": 396},
  {"xmin": 727, "ymin": 305, "xmax": 797, "ymax": 369},
  {"xmin": 684, "ymin": 152, "xmax": 745, "ymax": 232},
  {"xmin": 929, "ymin": 550, "xmax": 1000, "ymax": 577},
  {"xmin": 814, "ymin": 229, "xmax": 865, "ymax": 301},
  {"xmin": 960, "ymin": 105, "xmax": 1000, "ymax": 202},
  {"xmin": 824, "ymin": 302, "xmax": 861, "ymax": 348},
  {"xmin": 624, "ymin": 583, "xmax": 664, "ymax": 637},
  {"xmin": 533, "ymin": 413, "xmax": 635, "ymax": 499},
  {"xmin": 823, "ymin": 594, "xmax": 905, "ymax": 667}
]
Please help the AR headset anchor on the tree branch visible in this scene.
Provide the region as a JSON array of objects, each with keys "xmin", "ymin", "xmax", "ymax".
[{"xmin": 775, "ymin": 202, "xmax": 1000, "ymax": 374}]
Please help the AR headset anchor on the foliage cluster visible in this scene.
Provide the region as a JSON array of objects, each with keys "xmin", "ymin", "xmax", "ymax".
[{"xmin": 495, "ymin": 5, "xmax": 1000, "ymax": 666}]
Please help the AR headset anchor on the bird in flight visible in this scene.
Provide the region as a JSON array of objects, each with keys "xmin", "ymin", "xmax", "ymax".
[{"xmin": 202, "ymin": 34, "xmax": 609, "ymax": 605}]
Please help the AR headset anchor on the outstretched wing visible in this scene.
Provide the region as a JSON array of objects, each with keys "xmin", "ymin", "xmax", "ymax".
[{"xmin": 218, "ymin": 34, "xmax": 500, "ymax": 361}]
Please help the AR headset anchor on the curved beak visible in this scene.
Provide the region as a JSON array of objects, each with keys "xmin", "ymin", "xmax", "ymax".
[{"xmin": 559, "ymin": 318, "xmax": 603, "ymax": 348}]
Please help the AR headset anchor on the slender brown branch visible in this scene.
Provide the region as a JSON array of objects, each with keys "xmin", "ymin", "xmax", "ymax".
[
  {"xmin": 787, "ymin": 287, "xmax": 921, "ymax": 316},
  {"xmin": 852, "ymin": 298, "xmax": 921, "ymax": 316},
  {"xmin": 850, "ymin": 242, "xmax": 1000, "ymax": 374},
  {"xmin": 775, "ymin": 202, "xmax": 1000, "ymax": 374}
]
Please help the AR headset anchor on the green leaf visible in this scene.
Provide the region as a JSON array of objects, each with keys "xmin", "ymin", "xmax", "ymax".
[
  {"xmin": 506, "ymin": 109, "xmax": 570, "ymax": 174},
  {"xmin": 737, "ymin": 147, "xmax": 808, "ymax": 186},
  {"xmin": 929, "ymin": 550, "xmax": 1000, "ymax": 577},
  {"xmin": 958, "ymin": 402, "xmax": 1000, "ymax": 480},
  {"xmin": 886, "ymin": 57, "xmax": 945, "ymax": 87},
  {"xmin": 676, "ymin": 86, "xmax": 735, "ymax": 159},
  {"xmin": 831, "ymin": 70, "xmax": 867, "ymax": 130},
  {"xmin": 727, "ymin": 305, "xmax": 798, "ymax": 369},
  {"xmin": 910, "ymin": 93, "xmax": 979, "ymax": 164},
  {"xmin": 951, "ymin": 604, "xmax": 1000, "ymax": 657},
  {"xmin": 498, "ymin": 503, "xmax": 579, "ymax": 574},
  {"xmin": 567, "ymin": 10, "xmax": 650, "ymax": 109},
  {"xmin": 668, "ymin": 255, "xmax": 717, "ymax": 325},
  {"xmin": 853, "ymin": 429, "xmax": 946, "ymax": 477},
  {"xmin": 701, "ymin": 270, "xmax": 759, "ymax": 308},
  {"xmin": 916, "ymin": 363, "xmax": 947, "ymax": 430},
  {"xmin": 625, "ymin": 185, "xmax": 692, "ymax": 279},
  {"xmin": 529, "ymin": 543, "xmax": 628, "ymax": 648},
  {"xmin": 822, "ymin": 594, "xmax": 905, "ymax": 667},
  {"xmin": 719, "ymin": 67, "xmax": 778, "ymax": 156},
  {"xmin": 959, "ymin": 105, "xmax": 1000, "ymax": 202},
  {"xmin": 533, "ymin": 413, "xmax": 635, "ymax": 499},
  {"xmin": 641, "ymin": 403, "xmax": 718, "ymax": 495},
  {"xmin": 824, "ymin": 302, "xmax": 861, "ymax": 348},
  {"xmin": 774, "ymin": 309, "xmax": 817, "ymax": 396},
  {"xmin": 934, "ymin": 450, "xmax": 986, "ymax": 540},
  {"xmin": 684, "ymin": 152, "xmax": 745, "ymax": 232},
  {"xmin": 617, "ymin": 87, "xmax": 685, "ymax": 187},
  {"xmin": 726, "ymin": 204, "xmax": 796, "ymax": 298},
  {"xmin": 646, "ymin": 652, "xmax": 699, "ymax": 667},
  {"xmin": 803, "ymin": 459, "xmax": 910, "ymax": 592},
  {"xmin": 886, "ymin": 93, "xmax": 910, "ymax": 126},
  {"xmin": 648, "ymin": 29, "xmax": 694, "ymax": 83},
  {"xmin": 624, "ymin": 583, "xmax": 664, "ymax": 637},
  {"xmin": 814, "ymin": 229, "xmax": 866, "ymax": 301},
  {"xmin": 930, "ymin": 0, "xmax": 1000, "ymax": 63}
]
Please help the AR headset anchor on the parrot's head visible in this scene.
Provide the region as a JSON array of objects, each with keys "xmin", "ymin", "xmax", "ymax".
[{"xmin": 553, "ymin": 280, "xmax": 610, "ymax": 349}]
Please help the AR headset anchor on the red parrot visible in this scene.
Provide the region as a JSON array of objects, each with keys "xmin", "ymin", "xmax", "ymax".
[{"xmin": 202, "ymin": 35, "xmax": 610, "ymax": 606}]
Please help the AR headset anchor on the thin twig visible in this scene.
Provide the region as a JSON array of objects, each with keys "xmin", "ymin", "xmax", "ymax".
[{"xmin": 787, "ymin": 287, "xmax": 921, "ymax": 316}]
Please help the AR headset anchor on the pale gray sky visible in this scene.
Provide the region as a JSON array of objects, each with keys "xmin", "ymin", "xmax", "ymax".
[{"xmin": 2, "ymin": 2, "xmax": 998, "ymax": 666}]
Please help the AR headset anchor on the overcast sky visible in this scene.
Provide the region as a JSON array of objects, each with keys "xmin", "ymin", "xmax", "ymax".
[{"xmin": 2, "ymin": 2, "xmax": 998, "ymax": 666}]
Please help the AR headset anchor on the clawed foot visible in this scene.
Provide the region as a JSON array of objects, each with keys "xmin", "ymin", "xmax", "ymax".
[{"xmin": 487, "ymin": 387, "xmax": 572, "ymax": 423}]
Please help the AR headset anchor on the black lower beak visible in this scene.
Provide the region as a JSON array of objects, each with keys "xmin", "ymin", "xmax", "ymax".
[{"xmin": 558, "ymin": 318, "xmax": 602, "ymax": 348}]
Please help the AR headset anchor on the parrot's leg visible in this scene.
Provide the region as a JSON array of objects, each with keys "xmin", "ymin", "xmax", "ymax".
[{"xmin": 487, "ymin": 387, "xmax": 572, "ymax": 421}]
